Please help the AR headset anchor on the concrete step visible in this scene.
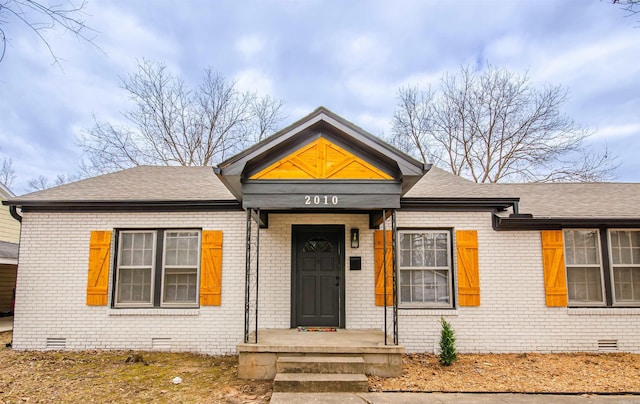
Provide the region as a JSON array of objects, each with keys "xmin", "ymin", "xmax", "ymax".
[
  {"xmin": 276, "ymin": 355, "xmax": 366, "ymax": 374},
  {"xmin": 273, "ymin": 373, "xmax": 369, "ymax": 393}
]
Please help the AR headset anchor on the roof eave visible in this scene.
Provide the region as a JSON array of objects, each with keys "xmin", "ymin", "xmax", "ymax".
[
  {"xmin": 401, "ymin": 197, "xmax": 519, "ymax": 211},
  {"xmin": 492, "ymin": 215, "xmax": 640, "ymax": 231},
  {"xmin": 8, "ymin": 199, "xmax": 243, "ymax": 212}
]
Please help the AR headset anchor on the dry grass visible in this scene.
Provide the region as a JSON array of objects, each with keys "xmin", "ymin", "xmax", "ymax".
[
  {"xmin": 0, "ymin": 331, "xmax": 271, "ymax": 403},
  {"xmin": 370, "ymin": 352, "xmax": 640, "ymax": 393}
]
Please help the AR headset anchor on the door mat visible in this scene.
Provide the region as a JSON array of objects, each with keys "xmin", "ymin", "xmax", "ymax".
[{"xmin": 297, "ymin": 326, "xmax": 337, "ymax": 332}]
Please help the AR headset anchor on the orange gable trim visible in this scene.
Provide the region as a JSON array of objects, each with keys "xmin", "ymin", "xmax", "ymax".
[{"xmin": 250, "ymin": 137, "xmax": 393, "ymax": 180}]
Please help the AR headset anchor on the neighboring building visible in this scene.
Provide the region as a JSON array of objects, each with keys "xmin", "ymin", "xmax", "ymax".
[
  {"xmin": 0, "ymin": 183, "xmax": 20, "ymax": 315},
  {"xmin": 4, "ymin": 107, "xmax": 640, "ymax": 355}
]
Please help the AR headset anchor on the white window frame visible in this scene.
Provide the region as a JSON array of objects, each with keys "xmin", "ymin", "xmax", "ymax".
[
  {"xmin": 114, "ymin": 230, "xmax": 157, "ymax": 308},
  {"xmin": 608, "ymin": 229, "xmax": 640, "ymax": 306},
  {"xmin": 563, "ymin": 229, "xmax": 606, "ymax": 307},
  {"xmin": 398, "ymin": 229, "xmax": 453, "ymax": 309},
  {"xmin": 160, "ymin": 230, "xmax": 201, "ymax": 308}
]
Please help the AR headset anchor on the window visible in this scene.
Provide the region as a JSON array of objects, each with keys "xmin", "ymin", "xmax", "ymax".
[
  {"xmin": 398, "ymin": 230, "xmax": 452, "ymax": 307},
  {"xmin": 115, "ymin": 229, "xmax": 201, "ymax": 308},
  {"xmin": 561, "ymin": 229, "xmax": 640, "ymax": 307},
  {"xmin": 609, "ymin": 230, "xmax": 640, "ymax": 305},
  {"xmin": 563, "ymin": 230, "xmax": 604, "ymax": 305}
]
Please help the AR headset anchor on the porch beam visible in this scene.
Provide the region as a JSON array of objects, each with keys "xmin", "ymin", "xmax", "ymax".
[{"xmin": 369, "ymin": 210, "xmax": 393, "ymax": 229}]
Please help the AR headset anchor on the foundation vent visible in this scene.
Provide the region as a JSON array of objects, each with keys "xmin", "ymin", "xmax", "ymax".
[
  {"xmin": 152, "ymin": 338, "xmax": 172, "ymax": 350},
  {"xmin": 46, "ymin": 338, "xmax": 67, "ymax": 349},
  {"xmin": 597, "ymin": 339, "xmax": 619, "ymax": 352}
]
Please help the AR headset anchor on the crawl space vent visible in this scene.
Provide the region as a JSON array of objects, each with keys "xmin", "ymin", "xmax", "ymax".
[
  {"xmin": 152, "ymin": 338, "xmax": 172, "ymax": 350},
  {"xmin": 45, "ymin": 337, "xmax": 67, "ymax": 349},
  {"xmin": 597, "ymin": 339, "xmax": 619, "ymax": 352}
]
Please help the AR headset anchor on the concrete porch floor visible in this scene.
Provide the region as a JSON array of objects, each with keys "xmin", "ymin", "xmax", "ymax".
[{"xmin": 237, "ymin": 329, "xmax": 405, "ymax": 379}]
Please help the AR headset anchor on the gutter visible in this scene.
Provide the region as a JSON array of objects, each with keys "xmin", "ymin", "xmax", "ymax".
[
  {"xmin": 4, "ymin": 199, "xmax": 243, "ymax": 213},
  {"xmin": 492, "ymin": 214, "xmax": 640, "ymax": 231}
]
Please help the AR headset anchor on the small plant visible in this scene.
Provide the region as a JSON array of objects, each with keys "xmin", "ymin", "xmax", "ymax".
[{"xmin": 439, "ymin": 316, "xmax": 457, "ymax": 366}]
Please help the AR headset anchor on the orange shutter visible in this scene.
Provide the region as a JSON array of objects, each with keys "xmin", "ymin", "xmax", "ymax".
[
  {"xmin": 541, "ymin": 230, "xmax": 568, "ymax": 307},
  {"xmin": 374, "ymin": 230, "xmax": 394, "ymax": 306},
  {"xmin": 456, "ymin": 230, "xmax": 480, "ymax": 306},
  {"xmin": 86, "ymin": 231, "xmax": 112, "ymax": 306},
  {"xmin": 200, "ymin": 230, "xmax": 223, "ymax": 306}
]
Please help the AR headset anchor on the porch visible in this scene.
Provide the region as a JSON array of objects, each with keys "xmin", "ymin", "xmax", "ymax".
[{"xmin": 237, "ymin": 329, "xmax": 405, "ymax": 380}]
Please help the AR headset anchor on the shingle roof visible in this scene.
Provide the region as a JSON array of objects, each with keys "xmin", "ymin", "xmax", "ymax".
[
  {"xmin": 7, "ymin": 165, "xmax": 640, "ymax": 219},
  {"xmin": 489, "ymin": 182, "xmax": 640, "ymax": 218},
  {"xmin": 11, "ymin": 166, "xmax": 234, "ymax": 202},
  {"xmin": 410, "ymin": 166, "xmax": 640, "ymax": 218}
]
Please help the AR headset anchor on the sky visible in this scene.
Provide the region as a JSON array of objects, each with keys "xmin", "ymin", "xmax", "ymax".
[{"xmin": 0, "ymin": 0, "xmax": 639, "ymax": 195}]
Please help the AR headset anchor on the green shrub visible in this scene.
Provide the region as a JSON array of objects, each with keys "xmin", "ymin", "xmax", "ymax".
[{"xmin": 439, "ymin": 317, "xmax": 457, "ymax": 366}]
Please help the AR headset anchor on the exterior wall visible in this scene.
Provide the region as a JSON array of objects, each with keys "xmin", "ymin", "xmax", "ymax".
[
  {"xmin": 13, "ymin": 209, "xmax": 640, "ymax": 354},
  {"xmin": 0, "ymin": 203, "xmax": 20, "ymax": 243},
  {"xmin": 0, "ymin": 264, "xmax": 17, "ymax": 313},
  {"xmin": 394, "ymin": 211, "xmax": 640, "ymax": 354},
  {"xmin": 13, "ymin": 210, "xmax": 247, "ymax": 354},
  {"xmin": 257, "ymin": 213, "xmax": 383, "ymax": 329}
]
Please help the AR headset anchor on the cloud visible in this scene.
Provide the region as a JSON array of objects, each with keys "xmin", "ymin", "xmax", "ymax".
[
  {"xmin": 235, "ymin": 34, "xmax": 267, "ymax": 61},
  {"xmin": 593, "ymin": 123, "xmax": 640, "ymax": 140},
  {"xmin": 331, "ymin": 32, "xmax": 391, "ymax": 73},
  {"xmin": 233, "ymin": 68, "xmax": 275, "ymax": 96}
]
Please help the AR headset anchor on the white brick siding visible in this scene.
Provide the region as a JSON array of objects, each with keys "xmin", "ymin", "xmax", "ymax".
[
  {"xmin": 13, "ymin": 210, "xmax": 640, "ymax": 354},
  {"xmin": 14, "ymin": 211, "xmax": 247, "ymax": 354}
]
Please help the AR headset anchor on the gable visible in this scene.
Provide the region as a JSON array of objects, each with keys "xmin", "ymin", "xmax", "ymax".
[
  {"xmin": 216, "ymin": 107, "xmax": 428, "ymax": 208},
  {"xmin": 250, "ymin": 137, "xmax": 392, "ymax": 180}
]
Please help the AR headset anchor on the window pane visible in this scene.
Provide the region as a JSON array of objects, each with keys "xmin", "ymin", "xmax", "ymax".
[
  {"xmin": 435, "ymin": 270, "xmax": 449, "ymax": 302},
  {"xmin": 120, "ymin": 232, "xmax": 154, "ymax": 267},
  {"xmin": 567, "ymin": 267, "xmax": 603, "ymax": 303},
  {"xmin": 613, "ymin": 267, "xmax": 640, "ymax": 302},
  {"xmin": 564, "ymin": 230, "xmax": 599, "ymax": 265},
  {"xmin": 163, "ymin": 269, "xmax": 197, "ymax": 304},
  {"xmin": 400, "ymin": 285, "xmax": 411, "ymax": 302},
  {"xmin": 399, "ymin": 269, "xmax": 450, "ymax": 305},
  {"xmin": 117, "ymin": 268, "xmax": 152, "ymax": 304},
  {"xmin": 165, "ymin": 231, "xmax": 199, "ymax": 266}
]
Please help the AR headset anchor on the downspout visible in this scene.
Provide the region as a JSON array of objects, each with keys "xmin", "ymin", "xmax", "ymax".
[
  {"xmin": 7, "ymin": 205, "xmax": 22, "ymax": 348},
  {"xmin": 9, "ymin": 205, "xmax": 22, "ymax": 223}
]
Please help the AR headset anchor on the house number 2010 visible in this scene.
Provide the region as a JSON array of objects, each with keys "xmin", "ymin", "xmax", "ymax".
[{"xmin": 304, "ymin": 195, "xmax": 339, "ymax": 205}]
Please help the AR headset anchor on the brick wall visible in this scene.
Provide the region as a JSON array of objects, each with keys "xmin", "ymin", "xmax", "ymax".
[
  {"xmin": 13, "ymin": 211, "xmax": 247, "ymax": 354},
  {"xmin": 394, "ymin": 211, "xmax": 640, "ymax": 353},
  {"xmin": 13, "ymin": 210, "xmax": 640, "ymax": 354}
]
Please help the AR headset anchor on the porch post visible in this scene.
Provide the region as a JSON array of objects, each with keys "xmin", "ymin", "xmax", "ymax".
[
  {"xmin": 392, "ymin": 209, "xmax": 398, "ymax": 345},
  {"xmin": 244, "ymin": 208, "xmax": 260, "ymax": 343},
  {"xmin": 383, "ymin": 209, "xmax": 399, "ymax": 346},
  {"xmin": 383, "ymin": 209, "xmax": 387, "ymax": 345}
]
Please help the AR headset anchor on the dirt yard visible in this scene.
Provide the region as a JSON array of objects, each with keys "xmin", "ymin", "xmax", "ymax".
[
  {"xmin": 1, "ymin": 331, "xmax": 639, "ymax": 403},
  {"xmin": 371, "ymin": 352, "xmax": 640, "ymax": 394}
]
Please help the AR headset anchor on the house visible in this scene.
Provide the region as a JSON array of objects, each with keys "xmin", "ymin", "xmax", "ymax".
[
  {"xmin": 0, "ymin": 182, "xmax": 20, "ymax": 316},
  {"xmin": 4, "ymin": 107, "xmax": 639, "ymax": 364}
]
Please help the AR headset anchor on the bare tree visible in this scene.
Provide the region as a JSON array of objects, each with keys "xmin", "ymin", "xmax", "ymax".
[
  {"xmin": 79, "ymin": 59, "xmax": 285, "ymax": 175},
  {"xmin": 0, "ymin": 0, "xmax": 99, "ymax": 68},
  {"xmin": 391, "ymin": 65, "xmax": 618, "ymax": 183},
  {"xmin": 0, "ymin": 153, "xmax": 16, "ymax": 188},
  {"xmin": 26, "ymin": 173, "xmax": 78, "ymax": 191},
  {"xmin": 614, "ymin": 0, "xmax": 640, "ymax": 14}
]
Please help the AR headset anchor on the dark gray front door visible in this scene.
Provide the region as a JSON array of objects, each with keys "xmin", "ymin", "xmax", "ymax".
[{"xmin": 292, "ymin": 225, "xmax": 344, "ymax": 327}]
